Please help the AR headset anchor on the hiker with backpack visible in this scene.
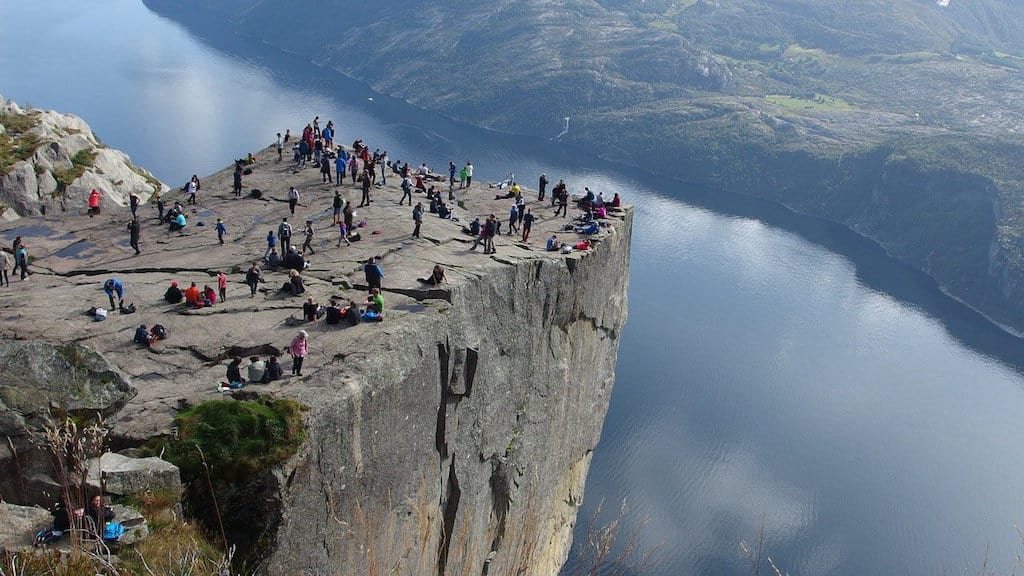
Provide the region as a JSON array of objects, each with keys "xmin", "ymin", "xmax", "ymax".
[{"xmin": 278, "ymin": 217, "xmax": 293, "ymax": 253}]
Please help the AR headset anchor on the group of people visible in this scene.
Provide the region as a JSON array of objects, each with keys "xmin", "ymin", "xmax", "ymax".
[
  {"xmin": 162, "ymin": 271, "xmax": 228, "ymax": 308},
  {"xmin": 223, "ymin": 354, "xmax": 284, "ymax": 389}
]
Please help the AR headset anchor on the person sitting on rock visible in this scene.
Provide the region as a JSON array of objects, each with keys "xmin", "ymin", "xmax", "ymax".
[
  {"xmin": 418, "ymin": 265, "xmax": 448, "ymax": 286},
  {"xmin": 610, "ymin": 192, "xmax": 621, "ymax": 208},
  {"xmin": 265, "ymin": 247, "xmax": 282, "ymax": 269},
  {"xmin": 247, "ymin": 356, "xmax": 266, "ymax": 383},
  {"xmin": 464, "ymin": 217, "xmax": 481, "ymax": 237},
  {"xmin": 366, "ymin": 287, "xmax": 384, "ymax": 314},
  {"xmin": 437, "ymin": 201, "xmax": 452, "ymax": 220},
  {"xmin": 546, "ymin": 234, "xmax": 559, "ymax": 252},
  {"xmin": 343, "ymin": 300, "xmax": 362, "ymax": 326},
  {"xmin": 302, "ymin": 296, "xmax": 320, "ymax": 322},
  {"xmin": 183, "ymin": 282, "xmax": 201, "ymax": 306},
  {"xmin": 75, "ymin": 494, "xmax": 114, "ymax": 534},
  {"xmin": 283, "ymin": 269, "xmax": 306, "ymax": 296},
  {"xmin": 282, "ymin": 246, "xmax": 305, "ymax": 272},
  {"xmin": 325, "ymin": 298, "xmax": 342, "ymax": 325},
  {"xmin": 262, "ymin": 355, "xmax": 283, "ymax": 383},
  {"xmin": 202, "ymin": 285, "xmax": 218, "ymax": 306},
  {"xmin": 225, "ymin": 356, "xmax": 245, "ymax": 389},
  {"xmin": 134, "ymin": 324, "xmax": 151, "ymax": 347},
  {"xmin": 34, "ymin": 499, "xmax": 72, "ymax": 547},
  {"xmin": 164, "ymin": 280, "xmax": 183, "ymax": 304}
]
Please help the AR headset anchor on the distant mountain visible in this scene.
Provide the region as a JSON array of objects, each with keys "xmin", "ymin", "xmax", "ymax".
[{"xmin": 148, "ymin": 0, "xmax": 1024, "ymax": 330}]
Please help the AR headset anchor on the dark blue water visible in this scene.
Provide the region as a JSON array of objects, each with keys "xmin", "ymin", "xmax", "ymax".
[{"xmin": 4, "ymin": 2, "xmax": 1024, "ymax": 574}]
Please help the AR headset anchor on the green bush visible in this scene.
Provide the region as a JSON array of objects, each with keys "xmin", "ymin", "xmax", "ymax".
[{"xmin": 160, "ymin": 398, "xmax": 307, "ymax": 480}]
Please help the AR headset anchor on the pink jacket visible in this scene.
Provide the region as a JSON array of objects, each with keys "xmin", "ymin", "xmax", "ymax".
[{"xmin": 288, "ymin": 337, "xmax": 308, "ymax": 358}]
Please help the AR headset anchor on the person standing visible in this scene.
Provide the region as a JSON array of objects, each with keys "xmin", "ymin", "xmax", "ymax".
[
  {"xmin": 278, "ymin": 217, "xmax": 293, "ymax": 253},
  {"xmin": 301, "ymin": 220, "xmax": 316, "ymax": 255},
  {"xmin": 364, "ymin": 257, "xmax": 384, "ymax": 291},
  {"xmin": 155, "ymin": 194, "xmax": 165, "ymax": 223},
  {"xmin": 245, "ymin": 262, "xmax": 262, "ymax": 298},
  {"xmin": 508, "ymin": 204, "xmax": 519, "ymax": 235},
  {"xmin": 336, "ymin": 220, "xmax": 350, "ymax": 247},
  {"xmin": 321, "ymin": 156, "xmax": 332, "ymax": 183},
  {"xmin": 186, "ymin": 177, "xmax": 198, "ymax": 205},
  {"xmin": 87, "ymin": 189, "xmax": 102, "ymax": 217},
  {"xmin": 412, "ymin": 202, "xmax": 423, "ymax": 238},
  {"xmin": 332, "ymin": 191, "xmax": 344, "ymax": 224},
  {"xmin": 129, "ymin": 192, "xmax": 140, "ymax": 218},
  {"xmin": 127, "ymin": 217, "xmax": 141, "ymax": 255},
  {"xmin": 335, "ymin": 153, "xmax": 346, "ymax": 186},
  {"xmin": 0, "ymin": 249, "xmax": 10, "ymax": 287},
  {"xmin": 484, "ymin": 214, "xmax": 496, "ymax": 254},
  {"xmin": 400, "ymin": 175, "xmax": 413, "ymax": 206},
  {"xmin": 217, "ymin": 270, "xmax": 228, "ymax": 302},
  {"xmin": 538, "ymin": 173, "xmax": 548, "ymax": 202},
  {"xmin": 521, "ymin": 208, "xmax": 534, "ymax": 242},
  {"xmin": 276, "ymin": 132, "xmax": 283, "ymax": 162},
  {"xmin": 449, "ymin": 161, "xmax": 457, "ymax": 187},
  {"xmin": 379, "ymin": 151, "xmax": 388, "ymax": 185},
  {"xmin": 264, "ymin": 230, "xmax": 277, "ymax": 259},
  {"xmin": 288, "ymin": 330, "xmax": 309, "ymax": 376},
  {"xmin": 233, "ymin": 165, "xmax": 243, "ymax": 198},
  {"xmin": 465, "ymin": 161, "xmax": 473, "ymax": 188},
  {"xmin": 215, "ymin": 218, "xmax": 228, "ymax": 245},
  {"xmin": 349, "ymin": 156, "xmax": 359, "ymax": 184},
  {"xmin": 287, "ymin": 186, "xmax": 300, "ymax": 215},
  {"xmin": 358, "ymin": 171, "xmax": 372, "ymax": 207},
  {"xmin": 14, "ymin": 243, "xmax": 28, "ymax": 280},
  {"xmin": 103, "ymin": 278, "xmax": 125, "ymax": 311},
  {"xmin": 555, "ymin": 187, "xmax": 569, "ymax": 218}
]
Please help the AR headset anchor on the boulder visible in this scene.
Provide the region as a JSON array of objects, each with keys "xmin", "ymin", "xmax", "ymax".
[
  {"xmin": 109, "ymin": 504, "xmax": 149, "ymax": 545},
  {"xmin": 87, "ymin": 452, "xmax": 182, "ymax": 497},
  {"xmin": 0, "ymin": 503, "xmax": 51, "ymax": 551}
]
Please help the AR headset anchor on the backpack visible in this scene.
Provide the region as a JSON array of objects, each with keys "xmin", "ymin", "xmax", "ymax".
[
  {"xmin": 103, "ymin": 521, "xmax": 125, "ymax": 542},
  {"xmin": 151, "ymin": 324, "xmax": 167, "ymax": 340}
]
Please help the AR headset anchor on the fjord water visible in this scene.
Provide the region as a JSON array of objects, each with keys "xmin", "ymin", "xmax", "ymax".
[{"xmin": 4, "ymin": 2, "xmax": 1024, "ymax": 574}]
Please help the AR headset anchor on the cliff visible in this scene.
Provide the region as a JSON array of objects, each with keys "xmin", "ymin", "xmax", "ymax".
[
  {"xmin": 0, "ymin": 135, "xmax": 632, "ymax": 575},
  {"xmin": 0, "ymin": 97, "xmax": 167, "ymax": 220}
]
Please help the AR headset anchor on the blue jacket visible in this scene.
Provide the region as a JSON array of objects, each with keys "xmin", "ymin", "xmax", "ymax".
[{"xmin": 104, "ymin": 279, "xmax": 124, "ymax": 297}]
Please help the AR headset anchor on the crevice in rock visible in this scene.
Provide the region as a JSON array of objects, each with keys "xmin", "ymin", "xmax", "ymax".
[
  {"xmin": 480, "ymin": 457, "xmax": 512, "ymax": 576},
  {"xmin": 437, "ymin": 457, "xmax": 461, "ymax": 576},
  {"xmin": 435, "ymin": 341, "xmax": 450, "ymax": 458}
]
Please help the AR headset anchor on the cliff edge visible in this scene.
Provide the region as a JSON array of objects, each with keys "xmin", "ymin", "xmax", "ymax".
[{"xmin": 0, "ymin": 136, "xmax": 632, "ymax": 575}]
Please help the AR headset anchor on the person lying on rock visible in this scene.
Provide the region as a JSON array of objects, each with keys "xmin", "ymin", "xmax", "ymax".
[
  {"xmin": 164, "ymin": 280, "xmax": 183, "ymax": 303},
  {"xmin": 418, "ymin": 265, "xmax": 448, "ymax": 286}
]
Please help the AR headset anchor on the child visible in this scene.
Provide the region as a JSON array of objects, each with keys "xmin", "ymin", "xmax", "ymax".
[{"xmin": 215, "ymin": 218, "xmax": 227, "ymax": 245}]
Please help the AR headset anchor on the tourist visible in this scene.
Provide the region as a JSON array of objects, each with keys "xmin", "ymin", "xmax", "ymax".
[
  {"xmin": 484, "ymin": 215, "xmax": 496, "ymax": 254},
  {"xmin": 103, "ymin": 278, "xmax": 125, "ymax": 311},
  {"xmin": 366, "ymin": 287, "xmax": 384, "ymax": 313},
  {"xmin": 215, "ymin": 218, "xmax": 228, "ymax": 245},
  {"xmin": 301, "ymin": 220, "xmax": 316, "ymax": 255},
  {"xmin": 170, "ymin": 211, "xmax": 187, "ymax": 232},
  {"xmin": 133, "ymin": 324, "xmax": 151, "ymax": 347},
  {"xmin": 400, "ymin": 175, "xmax": 413, "ymax": 206},
  {"xmin": 320, "ymin": 150, "xmax": 332, "ymax": 183},
  {"xmin": 87, "ymin": 189, "xmax": 102, "ymax": 217},
  {"xmin": 521, "ymin": 208, "xmax": 534, "ymax": 242},
  {"xmin": 458, "ymin": 165, "xmax": 467, "ymax": 189},
  {"xmin": 508, "ymin": 204, "xmax": 519, "ymax": 234},
  {"xmin": 155, "ymin": 194, "xmax": 165, "ymax": 223},
  {"xmin": 262, "ymin": 356, "xmax": 283, "ymax": 383},
  {"xmin": 287, "ymin": 186, "xmax": 300, "ymax": 215},
  {"xmin": 465, "ymin": 161, "xmax": 473, "ymax": 187},
  {"xmin": 217, "ymin": 270, "xmax": 228, "ymax": 302},
  {"xmin": 538, "ymin": 173, "xmax": 548, "ymax": 202},
  {"xmin": 164, "ymin": 280, "xmax": 183, "ymax": 303},
  {"xmin": 0, "ymin": 249, "xmax": 10, "ymax": 287},
  {"xmin": 183, "ymin": 282, "xmax": 201, "ymax": 306},
  {"xmin": 202, "ymin": 285, "xmax": 217, "ymax": 306},
  {"xmin": 14, "ymin": 241, "xmax": 29, "ymax": 280},
  {"xmin": 324, "ymin": 298, "xmax": 342, "ymax": 325},
  {"xmin": 358, "ymin": 170, "xmax": 372, "ymax": 207},
  {"xmin": 265, "ymin": 248, "xmax": 282, "ymax": 269},
  {"xmin": 232, "ymin": 164, "xmax": 243, "ymax": 198},
  {"xmin": 337, "ymin": 220, "xmax": 351, "ymax": 247},
  {"xmin": 127, "ymin": 217, "xmax": 140, "ymax": 255},
  {"xmin": 364, "ymin": 257, "xmax": 384, "ymax": 291},
  {"xmin": 546, "ymin": 234, "xmax": 559, "ymax": 251},
  {"xmin": 247, "ymin": 356, "xmax": 266, "ymax": 383},
  {"xmin": 288, "ymin": 330, "xmax": 308, "ymax": 376},
  {"xmin": 264, "ymin": 230, "xmax": 277, "ymax": 259},
  {"xmin": 278, "ymin": 217, "xmax": 292, "ymax": 253},
  {"xmin": 332, "ymin": 191, "xmax": 344, "ymax": 224},
  {"xmin": 418, "ymin": 264, "xmax": 448, "ymax": 286},
  {"xmin": 285, "ymin": 269, "xmax": 306, "ymax": 296},
  {"xmin": 344, "ymin": 300, "xmax": 362, "ymax": 326},
  {"xmin": 555, "ymin": 188, "xmax": 568, "ymax": 218},
  {"xmin": 349, "ymin": 155, "xmax": 359, "ymax": 184},
  {"xmin": 245, "ymin": 262, "xmax": 262, "ymax": 298},
  {"xmin": 334, "ymin": 151, "xmax": 346, "ymax": 186},
  {"xmin": 276, "ymin": 132, "xmax": 283, "ymax": 162},
  {"xmin": 129, "ymin": 192, "xmax": 140, "ymax": 218},
  {"xmin": 226, "ymin": 357, "xmax": 245, "ymax": 387},
  {"xmin": 303, "ymin": 296, "xmax": 320, "ymax": 323},
  {"xmin": 412, "ymin": 202, "xmax": 423, "ymax": 238}
]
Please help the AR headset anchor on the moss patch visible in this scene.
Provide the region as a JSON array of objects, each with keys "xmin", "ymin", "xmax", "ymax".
[
  {"xmin": 158, "ymin": 397, "xmax": 307, "ymax": 480},
  {"xmin": 52, "ymin": 148, "xmax": 97, "ymax": 192},
  {"xmin": 0, "ymin": 111, "xmax": 42, "ymax": 174}
]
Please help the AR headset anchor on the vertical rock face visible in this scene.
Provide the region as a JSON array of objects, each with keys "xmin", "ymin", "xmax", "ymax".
[{"xmin": 268, "ymin": 212, "xmax": 632, "ymax": 575}]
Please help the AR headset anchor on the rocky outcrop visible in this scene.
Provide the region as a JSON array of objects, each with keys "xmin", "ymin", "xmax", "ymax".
[
  {"xmin": 86, "ymin": 452, "xmax": 182, "ymax": 497},
  {"xmin": 0, "ymin": 503, "xmax": 51, "ymax": 551},
  {"xmin": 0, "ymin": 135, "xmax": 632, "ymax": 575},
  {"xmin": 0, "ymin": 97, "xmax": 168, "ymax": 220}
]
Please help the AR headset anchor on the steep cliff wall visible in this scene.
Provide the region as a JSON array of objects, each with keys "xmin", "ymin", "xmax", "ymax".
[{"xmin": 269, "ymin": 213, "xmax": 631, "ymax": 576}]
